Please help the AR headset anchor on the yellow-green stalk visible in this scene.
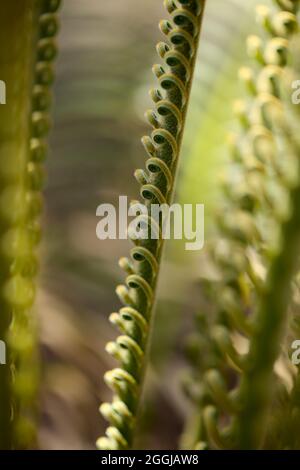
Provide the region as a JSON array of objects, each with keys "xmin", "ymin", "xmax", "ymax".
[{"xmin": 0, "ymin": 0, "xmax": 61, "ymax": 449}]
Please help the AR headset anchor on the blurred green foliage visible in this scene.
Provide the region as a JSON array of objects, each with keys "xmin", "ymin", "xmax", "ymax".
[{"xmin": 1, "ymin": 0, "xmax": 300, "ymax": 451}]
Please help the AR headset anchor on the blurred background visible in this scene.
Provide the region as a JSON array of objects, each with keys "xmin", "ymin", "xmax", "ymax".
[{"xmin": 37, "ymin": 0, "xmax": 263, "ymax": 449}]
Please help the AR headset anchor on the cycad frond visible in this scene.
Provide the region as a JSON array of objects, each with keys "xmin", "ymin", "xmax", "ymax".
[
  {"xmin": 98, "ymin": 0, "xmax": 207, "ymax": 451},
  {"xmin": 184, "ymin": 0, "xmax": 300, "ymax": 450},
  {"xmin": 0, "ymin": 0, "xmax": 61, "ymax": 449}
]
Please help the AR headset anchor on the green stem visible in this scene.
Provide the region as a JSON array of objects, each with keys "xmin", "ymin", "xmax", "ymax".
[
  {"xmin": 238, "ymin": 156, "xmax": 300, "ymax": 449},
  {"xmin": 9, "ymin": 0, "xmax": 62, "ymax": 449},
  {"xmin": 98, "ymin": 0, "xmax": 207, "ymax": 450},
  {"xmin": 0, "ymin": 0, "xmax": 39, "ymax": 449},
  {"xmin": 134, "ymin": 0, "xmax": 207, "ymax": 445}
]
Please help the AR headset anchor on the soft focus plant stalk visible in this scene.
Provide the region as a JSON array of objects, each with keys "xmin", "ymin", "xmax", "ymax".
[
  {"xmin": 11, "ymin": 0, "xmax": 61, "ymax": 449},
  {"xmin": 238, "ymin": 156, "xmax": 300, "ymax": 448},
  {"xmin": 182, "ymin": 0, "xmax": 300, "ymax": 451},
  {"xmin": 0, "ymin": 0, "xmax": 61, "ymax": 449},
  {"xmin": 0, "ymin": 0, "xmax": 39, "ymax": 449}
]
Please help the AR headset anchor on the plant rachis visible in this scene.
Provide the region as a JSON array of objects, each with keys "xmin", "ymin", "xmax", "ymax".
[{"xmin": 98, "ymin": 0, "xmax": 207, "ymax": 451}]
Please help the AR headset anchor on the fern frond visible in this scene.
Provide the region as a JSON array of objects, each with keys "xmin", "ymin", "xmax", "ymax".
[
  {"xmin": 236, "ymin": 129, "xmax": 300, "ymax": 450},
  {"xmin": 0, "ymin": 0, "xmax": 61, "ymax": 449},
  {"xmin": 9, "ymin": 0, "xmax": 62, "ymax": 449},
  {"xmin": 184, "ymin": 0, "xmax": 300, "ymax": 450},
  {"xmin": 266, "ymin": 36, "xmax": 300, "ymax": 450},
  {"xmin": 0, "ymin": 0, "xmax": 40, "ymax": 449},
  {"xmin": 98, "ymin": 0, "xmax": 207, "ymax": 450}
]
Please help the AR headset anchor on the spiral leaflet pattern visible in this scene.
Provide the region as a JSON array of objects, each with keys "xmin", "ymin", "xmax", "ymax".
[
  {"xmin": 98, "ymin": 0, "xmax": 207, "ymax": 450},
  {"xmin": 183, "ymin": 0, "xmax": 300, "ymax": 450}
]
